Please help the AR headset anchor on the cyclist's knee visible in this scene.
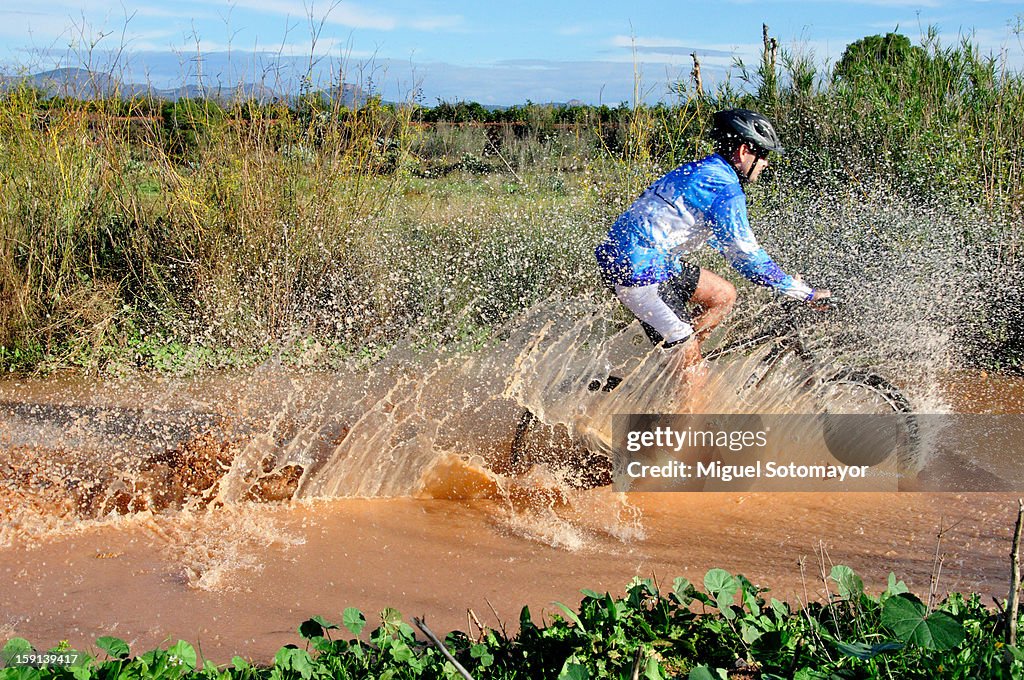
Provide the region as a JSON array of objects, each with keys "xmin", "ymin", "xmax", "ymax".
[
  {"xmin": 695, "ymin": 270, "xmax": 737, "ymax": 312},
  {"xmin": 720, "ymin": 281, "xmax": 737, "ymax": 310},
  {"xmin": 706, "ymin": 279, "xmax": 736, "ymax": 313}
]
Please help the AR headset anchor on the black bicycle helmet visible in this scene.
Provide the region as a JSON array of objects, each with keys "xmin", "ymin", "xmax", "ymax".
[{"xmin": 710, "ymin": 108, "xmax": 785, "ymax": 156}]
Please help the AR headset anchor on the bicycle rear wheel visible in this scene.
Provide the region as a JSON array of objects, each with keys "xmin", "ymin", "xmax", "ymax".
[{"xmin": 506, "ymin": 409, "xmax": 612, "ymax": 488}]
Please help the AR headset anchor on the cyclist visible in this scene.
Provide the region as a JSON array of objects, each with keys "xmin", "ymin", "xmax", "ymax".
[{"xmin": 595, "ymin": 108, "xmax": 830, "ymax": 363}]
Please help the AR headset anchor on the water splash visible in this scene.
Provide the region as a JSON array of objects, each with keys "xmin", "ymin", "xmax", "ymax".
[{"xmin": 1, "ymin": 189, "xmax": 1014, "ymax": 548}]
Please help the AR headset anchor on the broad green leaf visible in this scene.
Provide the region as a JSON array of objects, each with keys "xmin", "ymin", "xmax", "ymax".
[
  {"xmin": 290, "ymin": 651, "xmax": 314, "ymax": 680},
  {"xmin": 68, "ymin": 651, "xmax": 91, "ymax": 669},
  {"xmin": 833, "ymin": 640, "xmax": 903, "ymax": 659},
  {"xmin": 604, "ymin": 593, "xmax": 620, "ymax": 622},
  {"xmin": 381, "ymin": 608, "xmax": 404, "ymax": 631},
  {"xmin": 884, "ymin": 572, "xmax": 909, "ymax": 598},
  {"xmin": 553, "ymin": 602, "xmax": 587, "ymax": 633},
  {"xmin": 882, "ymin": 592, "xmax": 924, "ymax": 619},
  {"xmin": 298, "ymin": 619, "xmax": 324, "ymax": 640},
  {"xmin": 911, "ymin": 611, "xmax": 964, "ymax": 650},
  {"xmin": 672, "ymin": 577, "xmax": 693, "ymax": 603},
  {"xmin": 97, "ymin": 636, "xmax": 130, "ymax": 659},
  {"xmin": 705, "ymin": 569, "xmax": 739, "ymax": 618},
  {"xmin": 5, "ymin": 668, "xmax": 44, "ymax": 680},
  {"xmin": 793, "ymin": 669, "xmax": 830, "ymax": 680},
  {"xmin": 643, "ymin": 656, "xmax": 664, "ymax": 680},
  {"xmin": 343, "ymin": 608, "xmax": 366, "ymax": 636},
  {"xmin": 313, "ymin": 636, "xmax": 337, "ymax": 654},
  {"xmin": 628, "ymin": 576, "xmax": 652, "ymax": 588},
  {"xmin": 389, "ymin": 641, "xmax": 414, "ymax": 664},
  {"xmin": 734, "ymin": 574, "xmax": 760, "ymax": 616},
  {"xmin": 741, "ymin": 623, "xmax": 762, "ymax": 645},
  {"xmin": 688, "ymin": 666, "xmax": 717, "ymax": 680},
  {"xmin": 558, "ymin": 660, "xmax": 589, "ymax": 680},
  {"xmin": 717, "ymin": 595, "xmax": 737, "ymax": 620},
  {"xmin": 742, "ymin": 589, "xmax": 761, "ymax": 616},
  {"xmin": 441, "ymin": 660, "xmax": 463, "ymax": 680},
  {"xmin": 627, "ymin": 577, "xmax": 657, "ymax": 599},
  {"xmin": 396, "ymin": 622, "xmax": 416, "ymax": 642},
  {"xmin": 881, "ymin": 594, "xmax": 965, "ymax": 650},
  {"xmin": 580, "ymin": 589, "xmax": 603, "ymax": 600},
  {"xmin": 274, "ymin": 648, "xmax": 313, "ymax": 680},
  {"xmin": 309, "ymin": 615, "xmax": 337, "ymax": 630},
  {"xmin": 1003, "ymin": 644, "xmax": 1024, "ymax": 661},
  {"xmin": 231, "ymin": 656, "xmax": 250, "ymax": 670},
  {"xmin": 468, "ymin": 643, "xmax": 493, "ymax": 668},
  {"xmin": 1, "ymin": 639, "xmax": 33, "ymax": 666},
  {"xmin": 830, "ymin": 565, "xmax": 864, "ymax": 600},
  {"xmin": 168, "ymin": 641, "xmax": 197, "ymax": 670},
  {"xmin": 704, "ymin": 569, "xmax": 739, "ymax": 599}
]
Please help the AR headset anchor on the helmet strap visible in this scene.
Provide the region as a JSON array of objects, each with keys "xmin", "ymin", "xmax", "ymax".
[{"xmin": 745, "ymin": 147, "xmax": 767, "ymax": 182}]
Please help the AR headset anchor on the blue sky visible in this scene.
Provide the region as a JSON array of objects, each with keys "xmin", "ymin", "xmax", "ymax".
[{"xmin": 0, "ymin": 0, "xmax": 1021, "ymax": 104}]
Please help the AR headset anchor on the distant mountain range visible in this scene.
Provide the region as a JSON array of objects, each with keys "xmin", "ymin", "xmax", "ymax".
[
  {"xmin": 0, "ymin": 67, "xmax": 585, "ymax": 109},
  {"xmin": 0, "ymin": 67, "xmax": 368, "ymax": 106}
]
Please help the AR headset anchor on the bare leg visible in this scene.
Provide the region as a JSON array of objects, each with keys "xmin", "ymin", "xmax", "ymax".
[
  {"xmin": 689, "ymin": 268, "xmax": 737, "ymax": 341},
  {"xmin": 667, "ymin": 269, "xmax": 734, "ymax": 411}
]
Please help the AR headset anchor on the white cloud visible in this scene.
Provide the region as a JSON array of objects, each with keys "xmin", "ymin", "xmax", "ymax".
[
  {"xmin": 606, "ymin": 35, "xmax": 753, "ymax": 68},
  {"xmin": 408, "ymin": 15, "xmax": 465, "ymax": 32},
  {"xmin": 225, "ymin": 0, "xmax": 461, "ymax": 33},
  {"xmin": 610, "ymin": 35, "xmax": 691, "ymax": 49},
  {"xmin": 131, "ymin": 5, "xmax": 218, "ymax": 21},
  {"xmin": 148, "ymin": 35, "xmax": 375, "ymax": 60},
  {"xmin": 227, "ymin": 0, "xmax": 397, "ymax": 30},
  {"xmin": 557, "ymin": 24, "xmax": 591, "ymax": 37},
  {"xmin": 0, "ymin": 3, "xmax": 204, "ymax": 51},
  {"xmin": 0, "ymin": 12, "xmax": 87, "ymax": 48},
  {"xmin": 943, "ymin": 26, "xmax": 1024, "ymax": 66}
]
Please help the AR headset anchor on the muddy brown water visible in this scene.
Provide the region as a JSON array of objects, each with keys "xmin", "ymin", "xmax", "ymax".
[{"xmin": 1, "ymin": 370, "xmax": 1023, "ymax": 663}]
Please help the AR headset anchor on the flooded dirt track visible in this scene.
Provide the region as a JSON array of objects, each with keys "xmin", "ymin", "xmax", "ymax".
[
  {"xmin": 1, "ymin": 493, "xmax": 1020, "ymax": 663},
  {"xmin": 1, "ymin": 299, "xmax": 1023, "ymax": 663}
]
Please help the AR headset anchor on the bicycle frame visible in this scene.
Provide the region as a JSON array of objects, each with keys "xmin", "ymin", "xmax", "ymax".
[{"xmin": 508, "ymin": 299, "xmax": 916, "ymax": 478}]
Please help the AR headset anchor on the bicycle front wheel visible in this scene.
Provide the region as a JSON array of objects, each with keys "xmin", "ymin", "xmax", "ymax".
[
  {"xmin": 820, "ymin": 368, "xmax": 913, "ymax": 414},
  {"xmin": 818, "ymin": 368, "xmax": 919, "ymax": 472}
]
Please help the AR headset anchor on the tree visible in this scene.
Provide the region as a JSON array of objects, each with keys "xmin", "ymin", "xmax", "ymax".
[{"xmin": 833, "ymin": 32, "xmax": 926, "ymax": 83}]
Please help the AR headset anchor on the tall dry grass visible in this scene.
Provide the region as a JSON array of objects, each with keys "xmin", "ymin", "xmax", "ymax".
[{"xmin": 0, "ymin": 23, "xmax": 1021, "ymax": 373}]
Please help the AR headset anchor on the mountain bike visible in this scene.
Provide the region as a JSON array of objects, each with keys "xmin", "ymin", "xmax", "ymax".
[{"xmin": 506, "ymin": 299, "xmax": 917, "ymax": 486}]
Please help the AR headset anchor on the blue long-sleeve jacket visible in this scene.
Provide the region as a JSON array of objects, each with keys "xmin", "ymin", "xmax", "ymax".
[{"xmin": 594, "ymin": 154, "xmax": 812, "ymax": 300}]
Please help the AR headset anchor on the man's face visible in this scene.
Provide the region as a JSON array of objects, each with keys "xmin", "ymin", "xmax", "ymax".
[{"xmin": 733, "ymin": 143, "xmax": 769, "ymax": 183}]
